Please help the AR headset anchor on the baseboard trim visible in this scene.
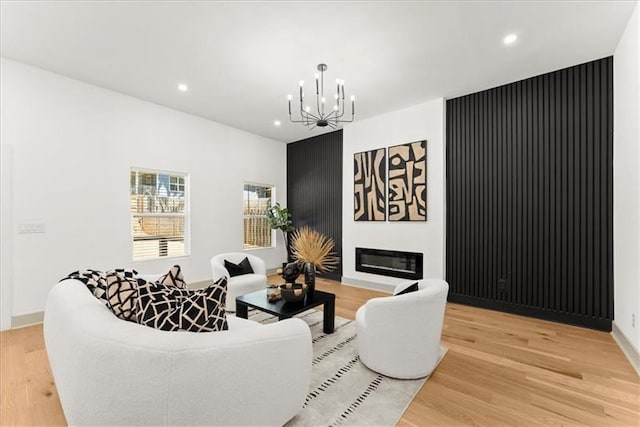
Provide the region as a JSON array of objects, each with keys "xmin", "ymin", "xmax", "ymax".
[
  {"xmin": 340, "ymin": 277, "xmax": 394, "ymax": 293},
  {"xmin": 11, "ymin": 311, "xmax": 44, "ymax": 329},
  {"xmin": 448, "ymin": 293, "xmax": 611, "ymax": 331},
  {"xmin": 611, "ymin": 322, "xmax": 640, "ymax": 377}
]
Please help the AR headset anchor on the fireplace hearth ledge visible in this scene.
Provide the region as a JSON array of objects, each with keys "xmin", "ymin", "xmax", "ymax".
[{"xmin": 340, "ymin": 277, "xmax": 396, "ymax": 294}]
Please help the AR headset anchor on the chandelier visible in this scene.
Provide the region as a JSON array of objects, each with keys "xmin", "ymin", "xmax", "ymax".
[{"xmin": 288, "ymin": 63, "xmax": 355, "ymax": 129}]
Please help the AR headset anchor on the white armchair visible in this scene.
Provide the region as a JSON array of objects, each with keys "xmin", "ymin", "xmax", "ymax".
[
  {"xmin": 211, "ymin": 253, "xmax": 267, "ymax": 311},
  {"xmin": 355, "ymin": 279, "xmax": 449, "ymax": 379}
]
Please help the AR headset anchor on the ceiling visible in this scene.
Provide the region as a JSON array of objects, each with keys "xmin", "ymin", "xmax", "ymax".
[{"xmin": 1, "ymin": 1, "xmax": 635, "ymax": 143}]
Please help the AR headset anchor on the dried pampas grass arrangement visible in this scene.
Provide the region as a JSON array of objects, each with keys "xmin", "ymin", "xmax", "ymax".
[{"xmin": 291, "ymin": 226, "xmax": 339, "ymax": 272}]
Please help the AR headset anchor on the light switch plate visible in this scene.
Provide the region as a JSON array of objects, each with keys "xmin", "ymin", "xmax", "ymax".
[{"xmin": 18, "ymin": 223, "xmax": 45, "ymax": 234}]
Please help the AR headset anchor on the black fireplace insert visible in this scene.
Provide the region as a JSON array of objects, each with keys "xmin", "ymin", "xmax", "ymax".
[{"xmin": 355, "ymin": 247, "xmax": 423, "ymax": 280}]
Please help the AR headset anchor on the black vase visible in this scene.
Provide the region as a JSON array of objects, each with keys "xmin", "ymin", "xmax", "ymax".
[{"xmin": 304, "ymin": 262, "xmax": 316, "ymax": 301}]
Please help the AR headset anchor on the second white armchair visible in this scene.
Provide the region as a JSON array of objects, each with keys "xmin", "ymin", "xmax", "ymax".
[
  {"xmin": 356, "ymin": 279, "xmax": 449, "ymax": 379},
  {"xmin": 211, "ymin": 253, "xmax": 267, "ymax": 311}
]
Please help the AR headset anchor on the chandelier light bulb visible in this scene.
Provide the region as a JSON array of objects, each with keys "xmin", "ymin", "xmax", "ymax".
[
  {"xmin": 299, "ymin": 80, "xmax": 304, "ymax": 87},
  {"xmin": 305, "ymin": 106, "xmax": 311, "ymax": 112},
  {"xmin": 350, "ymin": 95, "xmax": 356, "ymax": 101},
  {"xmin": 334, "ymin": 93, "xmax": 339, "ymax": 99},
  {"xmin": 321, "ymin": 97, "xmax": 326, "ymax": 104},
  {"xmin": 287, "ymin": 94, "xmax": 292, "ymax": 101},
  {"xmin": 315, "ymin": 73, "xmax": 319, "ymax": 80},
  {"xmin": 333, "ymin": 105, "xmax": 339, "ymax": 111}
]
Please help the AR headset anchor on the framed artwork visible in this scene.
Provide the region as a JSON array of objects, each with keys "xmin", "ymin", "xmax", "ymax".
[
  {"xmin": 388, "ymin": 140, "xmax": 427, "ymax": 221},
  {"xmin": 354, "ymin": 148, "xmax": 386, "ymax": 221}
]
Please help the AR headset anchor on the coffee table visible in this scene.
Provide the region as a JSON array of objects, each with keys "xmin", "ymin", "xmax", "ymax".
[{"xmin": 235, "ymin": 288, "xmax": 335, "ymax": 334}]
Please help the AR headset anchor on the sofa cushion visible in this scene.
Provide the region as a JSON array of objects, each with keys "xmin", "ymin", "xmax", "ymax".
[
  {"xmin": 136, "ymin": 277, "xmax": 229, "ymax": 332},
  {"xmin": 224, "ymin": 257, "xmax": 255, "ymax": 277},
  {"xmin": 105, "ymin": 271, "xmax": 141, "ymax": 321},
  {"xmin": 62, "ymin": 269, "xmax": 109, "ymax": 304},
  {"xmin": 157, "ymin": 265, "xmax": 188, "ymax": 289},
  {"xmin": 394, "ymin": 282, "xmax": 419, "ymax": 296}
]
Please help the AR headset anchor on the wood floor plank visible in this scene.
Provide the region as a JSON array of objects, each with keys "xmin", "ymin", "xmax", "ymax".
[
  {"xmin": 24, "ymin": 349, "xmax": 65, "ymax": 426},
  {"xmin": 0, "ymin": 343, "xmax": 29, "ymax": 425},
  {"xmin": 0, "ymin": 276, "xmax": 638, "ymax": 426}
]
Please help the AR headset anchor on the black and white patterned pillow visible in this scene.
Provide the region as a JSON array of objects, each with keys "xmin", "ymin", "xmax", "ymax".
[
  {"xmin": 157, "ymin": 265, "xmax": 187, "ymax": 289},
  {"xmin": 105, "ymin": 271, "xmax": 141, "ymax": 321},
  {"xmin": 113, "ymin": 268, "xmax": 138, "ymax": 279},
  {"xmin": 136, "ymin": 277, "xmax": 228, "ymax": 332},
  {"xmin": 61, "ymin": 269, "xmax": 109, "ymax": 304}
]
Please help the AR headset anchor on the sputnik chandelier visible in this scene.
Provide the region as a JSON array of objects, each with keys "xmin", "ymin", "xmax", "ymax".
[{"xmin": 288, "ymin": 63, "xmax": 355, "ymax": 129}]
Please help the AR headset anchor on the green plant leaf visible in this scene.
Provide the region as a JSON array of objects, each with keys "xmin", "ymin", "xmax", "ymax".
[{"xmin": 266, "ymin": 202, "xmax": 294, "ymax": 232}]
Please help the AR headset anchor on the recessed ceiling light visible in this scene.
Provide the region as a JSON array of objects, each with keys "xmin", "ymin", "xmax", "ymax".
[
  {"xmin": 274, "ymin": 120, "xmax": 281, "ymax": 127},
  {"xmin": 503, "ymin": 33, "xmax": 518, "ymax": 45},
  {"xmin": 177, "ymin": 83, "xmax": 189, "ymax": 92}
]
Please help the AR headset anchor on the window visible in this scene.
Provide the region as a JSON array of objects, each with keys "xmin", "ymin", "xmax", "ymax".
[
  {"xmin": 130, "ymin": 168, "xmax": 189, "ymax": 261},
  {"xmin": 243, "ymin": 183, "xmax": 274, "ymax": 249}
]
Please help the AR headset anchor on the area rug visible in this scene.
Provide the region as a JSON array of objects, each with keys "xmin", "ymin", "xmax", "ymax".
[{"xmin": 248, "ymin": 309, "xmax": 448, "ymax": 426}]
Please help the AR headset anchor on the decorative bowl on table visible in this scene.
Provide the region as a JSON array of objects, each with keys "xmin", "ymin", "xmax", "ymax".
[
  {"xmin": 266, "ymin": 284, "xmax": 281, "ymax": 302},
  {"xmin": 279, "ymin": 283, "xmax": 307, "ymax": 303}
]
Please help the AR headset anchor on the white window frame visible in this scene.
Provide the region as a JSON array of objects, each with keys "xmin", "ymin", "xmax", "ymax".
[
  {"xmin": 131, "ymin": 167, "xmax": 191, "ymax": 261},
  {"xmin": 169, "ymin": 175, "xmax": 185, "ymax": 192},
  {"xmin": 243, "ymin": 182, "xmax": 276, "ymax": 250}
]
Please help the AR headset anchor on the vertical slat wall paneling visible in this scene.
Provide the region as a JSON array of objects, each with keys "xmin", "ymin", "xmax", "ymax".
[
  {"xmin": 287, "ymin": 130, "xmax": 343, "ymax": 281},
  {"xmin": 445, "ymin": 57, "xmax": 613, "ymax": 331}
]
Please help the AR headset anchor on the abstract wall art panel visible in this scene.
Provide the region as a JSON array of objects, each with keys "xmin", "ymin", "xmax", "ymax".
[
  {"xmin": 353, "ymin": 148, "xmax": 386, "ymax": 221},
  {"xmin": 388, "ymin": 140, "xmax": 427, "ymax": 221}
]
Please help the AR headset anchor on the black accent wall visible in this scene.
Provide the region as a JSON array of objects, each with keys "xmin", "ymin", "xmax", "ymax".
[
  {"xmin": 287, "ymin": 130, "xmax": 343, "ymax": 280},
  {"xmin": 446, "ymin": 57, "xmax": 613, "ymax": 331}
]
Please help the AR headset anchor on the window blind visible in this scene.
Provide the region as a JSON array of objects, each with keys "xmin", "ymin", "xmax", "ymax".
[{"xmin": 243, "ymin": 183, "xmax": 273, "ymax": 249}]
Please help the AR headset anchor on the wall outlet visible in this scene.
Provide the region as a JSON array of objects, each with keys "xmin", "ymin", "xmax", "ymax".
[{"xmin": 18, "ymin": 223, "xmax": 45, "ymax": 234}]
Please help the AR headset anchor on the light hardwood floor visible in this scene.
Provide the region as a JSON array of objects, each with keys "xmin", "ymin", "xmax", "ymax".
[{"xmin": 1, "ymin": 277, "xmax": 638, "ymax": 426}]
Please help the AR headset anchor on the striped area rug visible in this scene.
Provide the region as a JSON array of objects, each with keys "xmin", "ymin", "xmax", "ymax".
[{"xmin": 248, "ymin": 309, "xmax": 447, "ymax": 426}]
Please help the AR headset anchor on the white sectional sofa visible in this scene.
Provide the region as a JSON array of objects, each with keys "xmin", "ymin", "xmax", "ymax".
[{"xmin": 44, "ymin": 279, "xmax": 312, "ymax": 426}]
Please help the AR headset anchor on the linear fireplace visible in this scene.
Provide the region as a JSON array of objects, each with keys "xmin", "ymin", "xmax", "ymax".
[{"xmin": 355, "ymin": 248, "xmax": 423, "ymax": 280}]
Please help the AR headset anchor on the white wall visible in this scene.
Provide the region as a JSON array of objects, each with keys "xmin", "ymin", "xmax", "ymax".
[
  {"xmin": 1, "ymin": 145, "xmax": 13, "ymax": 330},
  {"xmin": 614, "ymin": 2, "xmax": 640, "ymax": 352},
  {"xmin": 0, "ymin": 58, "xmax": 287, "ymax": 319},
  {"xmin": 342, "ymin": 99, "xmax": 445, "ymax": 291}
]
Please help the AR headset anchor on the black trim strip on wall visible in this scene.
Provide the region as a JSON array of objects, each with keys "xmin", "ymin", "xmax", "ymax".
[
  {"xmin": 446, "ymin": 57, "xmax": 613, "ymax": 331},
  {"xmin": 287, "ymin": 130, "xmax": 343, "ymax": 280}
]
